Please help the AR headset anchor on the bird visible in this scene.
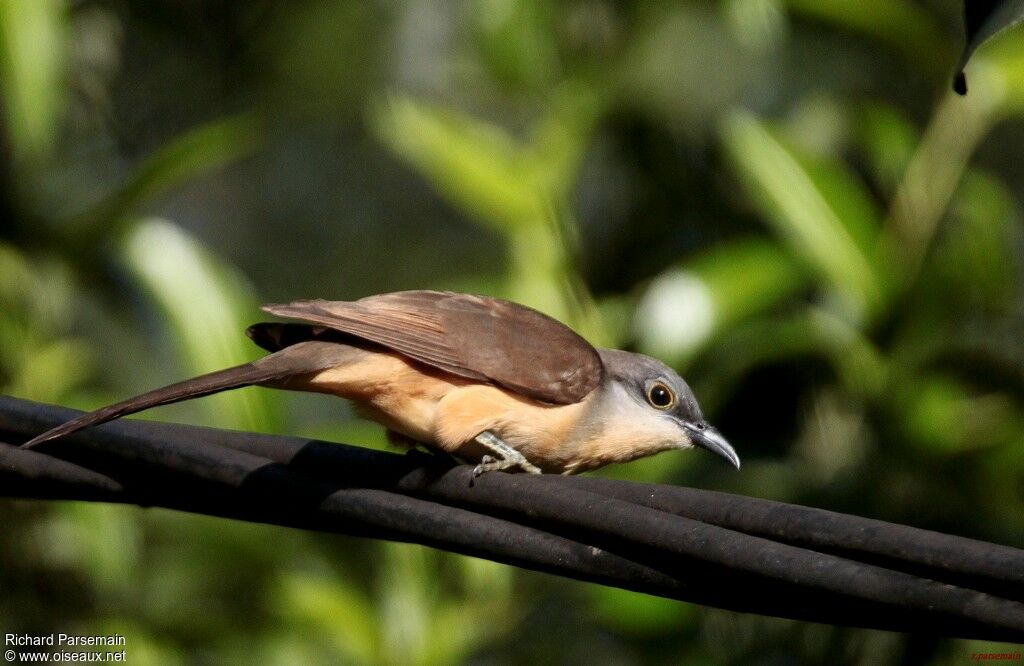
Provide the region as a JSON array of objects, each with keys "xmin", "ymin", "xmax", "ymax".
[{"xmin": 20, "ymin": 291, "xmax": 739, "ymax": 475}]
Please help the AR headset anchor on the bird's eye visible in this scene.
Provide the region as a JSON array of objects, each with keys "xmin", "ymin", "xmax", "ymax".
[{"xmin": 646, "ymin": 382, "xmax": 675, "ymax": 410}]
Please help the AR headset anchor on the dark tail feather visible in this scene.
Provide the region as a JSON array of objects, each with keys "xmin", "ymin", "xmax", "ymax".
[
  {"xmin": 20, "ymin": 363, "xmax": 280, "ymax": 449},
  {"xmin": 21, "ymin": 340, "xmax": 362, "ymax": 450},
  {"xmin": 246, "ymin": 322, "xmax": 354, "ymax": 353}
]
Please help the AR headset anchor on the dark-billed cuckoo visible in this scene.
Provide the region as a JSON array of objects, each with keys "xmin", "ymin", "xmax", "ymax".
[{"xmin": 21, "ymin": 291, "xmax": 739, "ymax": 474}]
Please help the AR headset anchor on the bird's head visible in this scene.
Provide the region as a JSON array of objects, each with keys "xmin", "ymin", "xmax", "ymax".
[{"xmin": 593, "ymin": 349, "xmax": 740, "ymax": 469}]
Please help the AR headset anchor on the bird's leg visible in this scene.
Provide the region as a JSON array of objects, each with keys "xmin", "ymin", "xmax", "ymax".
[{"xmin": 472, "ymin": 431, "xmax": 542, "ymax": 475}]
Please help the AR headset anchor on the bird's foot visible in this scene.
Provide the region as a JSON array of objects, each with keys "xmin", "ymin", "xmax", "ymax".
[{"xmin": 472, "ymin": 431, "xmax": 541, "ymax": 476}]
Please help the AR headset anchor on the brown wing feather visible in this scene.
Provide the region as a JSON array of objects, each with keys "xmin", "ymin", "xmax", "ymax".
[{"xmin": 262, "ymin": 291, "xmax": 603, "ymax": 404}]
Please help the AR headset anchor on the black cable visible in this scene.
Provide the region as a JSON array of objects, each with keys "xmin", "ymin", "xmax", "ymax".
[{"xmin": 2, "ymin": 395, "xmax": 1023, "ymax": 642}]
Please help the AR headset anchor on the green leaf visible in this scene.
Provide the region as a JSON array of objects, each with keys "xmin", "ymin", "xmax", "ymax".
[
  {"xmin": 372, "ymin": 96, "xmax": 543, "ymax": 232},
  {"xmin": 636, "ymin": 237, "xmax": 807, "ymax": 363},
  {"xmin": 856, "ymin": 102, "xmax": 919, "ymax": 195},
  {"xmin": 374, "ymin": 90, "xmax": 601, "ymax": 230},
  {"xmin": 933, "ymin": 170, "xmax": 1017, "ymax": 308},
  {"xmin": 6, "ymin": 337, "xmax": 92, "ymax": 403},
  {"xmin": 782, "ymin": 0, "xmax": 945, "ymax": 68},
  {"xmin": 121, "ymin": 219, "xmax": 276, "ymax": 432},
  {"xmin": 0, "ymin": 242, "xmax": 88, "ymax": 401},
  {"xmin": 472, "ymin": 0, "xmax": 558, "ymax": 90},
  {"xmin": 50, "ymin": 504, "xmax": 141, "ymax": 596},
  {"xmin": 695, "ymin": 307, "xmax": 885, "ymax": 415},
  {"xmin": 70, "ymin": 115, "xmax": 261, "ymax": 242},
  {"xmin": 722, "ymin": 0, "xmax": 789, "ymax": 52},
  {"xmin": 955, "ymin": 0, "xmax": 1024, "ymax": 94},
  {"xmin": 903, "ymin": 375, "xmax": 1021, "ymax": 453},
  {"xmin": 692, "ymin": 312, "xmax": 824, "ymax": 415},
  {"xmin": 968, "ymin": 27, "xmax": 1024, "ymax": 114},
  {"xmin": 721, "ymin": 110, "xmax": 884, "ymax": 319},
  {"xmin": 373, "ymin": 93, "xmax": 607, "ymax": 339},
  {"xmin": 590, "ymin": 587, "xmax": 694, "ymax": 636},
  {"xmin": 529, "ymin": 82, "xmax": 604, "ymax": 199},
  {"xmin": 0, "ymin": 0, "xmax": 68, "ymax": 162},
  {"xmin": 277, "ymin": 572, "xmax": 378, "ymax": 664}
]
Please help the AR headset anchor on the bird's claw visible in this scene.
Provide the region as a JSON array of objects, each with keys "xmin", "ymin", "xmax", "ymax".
[
  {"xmin": 472, "ymin": 432, "xmax": 542, "ymax": 476},
  {"xmin": 472, "ymin": 455, "xmax": 497, "ymax": 477}
]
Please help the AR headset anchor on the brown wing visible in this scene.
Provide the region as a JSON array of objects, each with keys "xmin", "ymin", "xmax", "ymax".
[{"xmin": 261, "ymin": 291, "xmax": 604, "ymax": 404}]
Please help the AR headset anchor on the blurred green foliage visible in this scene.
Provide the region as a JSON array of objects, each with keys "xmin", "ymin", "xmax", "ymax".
[{"xmin": 1, "ymin": 1, "xmax": 1022, "ymax": 663}]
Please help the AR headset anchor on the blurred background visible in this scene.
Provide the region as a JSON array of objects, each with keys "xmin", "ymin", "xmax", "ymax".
[{"xmin": 1, "ymin": 0, "xmax": 1022, "ymax": 663}]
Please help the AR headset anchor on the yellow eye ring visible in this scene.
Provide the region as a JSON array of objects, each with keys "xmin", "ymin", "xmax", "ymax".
[{"xmin": 646, "ymin": 382, "xmax": 675, "ymax": 410}]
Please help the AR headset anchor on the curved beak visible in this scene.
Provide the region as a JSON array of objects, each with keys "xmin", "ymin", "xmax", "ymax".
[{"xmin": 681, "ymin": 422, "xmax": 740, "ymax": 469}]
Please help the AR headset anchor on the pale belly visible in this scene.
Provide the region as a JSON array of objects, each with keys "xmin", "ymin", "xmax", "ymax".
[
  {"xmin": 301, "ymin": 349, "xmax": 586, "ymax": 465},
  {"xmin": 305, "ymin": 351, "xmax": 462, "ymax": 442}
]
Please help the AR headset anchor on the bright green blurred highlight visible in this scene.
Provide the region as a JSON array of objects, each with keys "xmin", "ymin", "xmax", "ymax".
[
  {"xmin": 721, "ymin": 110, "xmax": 883, "ymax": 320},
  {"xmin": 0, "ymin": 242, "xmax": 90, "ymax": 402},
  {"xmin": 0, "ymin": 0, "xmax": 68, "ymax": 163},
  {"xmin": 591, "ymin": 586, "xmax": 694, "ymax": 636},
  {"xmin": 374, "ymin": 97, "xmax": 544, "ymax": 230},
  {"xmin": 963, "ymin": 25, "xmax": 1024, "ymax": 116},
  {"xmin": 905, "ymin": 376, "xmax": 1021, "ymax": 453},
  {"xmin": 122, "ymin": 219, "xmax": 276, "ymax": 431},
  {"xmin": 277, "ymin": 544, "xmax": 515, "ymax": 665},
  {"xmin": 278, "ymin": 572, "xmax": 378, "ymax": 663},
  {"xmin": 636, "ymin": 238, "xmax": 807, "ymax": 364},
  {"xmin": 35, "ymin": 503, "xmax": 142, "ymax": 596}
]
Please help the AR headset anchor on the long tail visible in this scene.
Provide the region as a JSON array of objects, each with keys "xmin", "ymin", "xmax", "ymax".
[{"xmin": 21, "ymin": 340, "xmax": 362, "ymax": 449}]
